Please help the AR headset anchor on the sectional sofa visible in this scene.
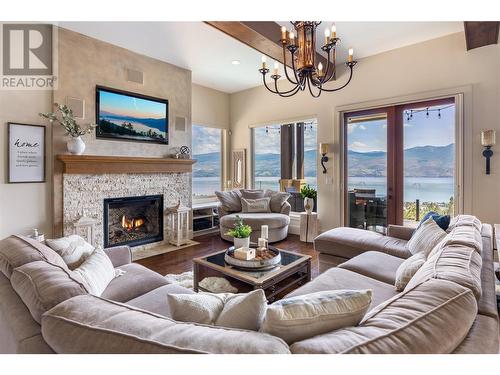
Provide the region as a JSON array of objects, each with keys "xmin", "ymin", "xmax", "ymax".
[{"xmin": 0, "ymin": 214, "xmax": 497, "ymax": 353}]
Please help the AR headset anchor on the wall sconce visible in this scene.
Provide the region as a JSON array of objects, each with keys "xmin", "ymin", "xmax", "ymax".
[
  {"xmin": 319, "ymin": 143, "xmax": 331, "ymax": 174},
  {"xmin": 481, "ymin": 130, "xmax": 496, "ymax": 175}
]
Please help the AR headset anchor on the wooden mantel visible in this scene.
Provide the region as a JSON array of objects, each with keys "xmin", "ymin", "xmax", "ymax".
[{"xmin": 57, "ymin": 154, "xmax": 196, "ymax": 174}]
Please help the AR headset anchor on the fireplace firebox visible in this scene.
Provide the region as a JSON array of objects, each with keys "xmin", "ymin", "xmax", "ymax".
[{"xmin": 103, "ymin": 195, "xmax": 163, "ymax": 248}]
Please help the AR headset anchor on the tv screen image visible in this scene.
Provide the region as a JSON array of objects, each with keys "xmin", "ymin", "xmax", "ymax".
[{"xmin": 96, "ymin": 86, "xmax": 169, "ymax": 144}]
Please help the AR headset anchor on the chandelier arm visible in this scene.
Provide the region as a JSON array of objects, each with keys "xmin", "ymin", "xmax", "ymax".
[
  {"xmin": 319, "ymin": 66, "xmax": 354, "ymax": 92},
  {"xmin": 322, "ymin": 48, "xmax": 336, "ymax": 83},
  {"xmin": 319, "ymin": 48, "xmax": 333, "ymax": 84},
  {"xmin": 306, "ymin": 76, "xmax": 322, "ymax": 98},
  {"xmin": 277, "ymin": 84, "xmax": 302, "ymax": 97},
  {"xmin": 290, "ymin": 50, "xmax": 303, "ymax": 84},
  {"xmin": 261, "ymin": 74, "xmax": 282, "ymax": 94},
  {"xmin": 273, "ymin": 77, "xmax": 301, "ymax": 95},
  {"xmin": 282, "ymin": 46, "xmax": 300, "ymax": 85}
]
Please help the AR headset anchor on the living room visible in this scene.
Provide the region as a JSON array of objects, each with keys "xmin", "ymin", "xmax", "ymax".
[{"xmin": 1, "ymin": 0, "xmax": 500, "ymax": 372}]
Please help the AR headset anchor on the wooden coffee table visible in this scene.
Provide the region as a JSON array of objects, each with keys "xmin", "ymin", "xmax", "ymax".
[{"xmin": 193, "ymin": 248, "xmax": 311, "ymax": 302}]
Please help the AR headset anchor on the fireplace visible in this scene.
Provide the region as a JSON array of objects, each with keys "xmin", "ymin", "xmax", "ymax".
[{"xmin": 103, "ymin": 195, "xmax": 164, "ymax": 248}]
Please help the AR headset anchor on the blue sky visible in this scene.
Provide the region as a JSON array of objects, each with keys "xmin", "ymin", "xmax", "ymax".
[
  {"xmin": 192, "ymin": 125, "xmax": 222, "ymax": 154},
  {"xmin": 348, "ymin": 104, "xmax": 455, "ymax": 152},
  {"xmin": 100, "ymin": 91, "xmax": 166, "ymax": 119}
]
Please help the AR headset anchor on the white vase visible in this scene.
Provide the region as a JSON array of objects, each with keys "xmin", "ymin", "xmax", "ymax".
[
  {"xmin": 234, "ymin": 237, "xmax": 250, "ymax": 249},
  {"xmin": 67, "ymin": 136, "xmax": 85, "ymax": 155},
  {"xmin": 304, "ymin": 197, "xmax": 314, "ymax": 214}
]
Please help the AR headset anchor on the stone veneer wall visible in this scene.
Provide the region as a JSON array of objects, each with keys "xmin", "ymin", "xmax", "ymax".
[{"xmin": 63, "ymin": 173, "xmax": 191, "ymax": 248}]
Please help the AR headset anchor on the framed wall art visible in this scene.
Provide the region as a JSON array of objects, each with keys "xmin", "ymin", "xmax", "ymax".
[{"xmin": 8, "ymin": 122, "xmax": 46, "ymax": 183}]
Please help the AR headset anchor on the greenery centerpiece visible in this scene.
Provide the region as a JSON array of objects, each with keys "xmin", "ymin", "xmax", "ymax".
[
  {"xmin": 39, "ymin": 103, "xmax": 96, "ymax": 155},
  {"xmin": 226, "ymin": 215, "xmax": 252, "ymax": 248},
  {"xmin": 300, "ymin": 184, "xmax": 317, "ymax": 214}
]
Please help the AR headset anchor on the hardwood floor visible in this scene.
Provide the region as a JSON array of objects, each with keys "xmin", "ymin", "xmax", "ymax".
[{"xmin": 135, "ymin": 233, "xmax": 319, "ymax": 277}]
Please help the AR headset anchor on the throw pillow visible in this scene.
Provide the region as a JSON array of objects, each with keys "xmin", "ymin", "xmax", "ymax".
[
  {"xmin": 46, "ymin": 234, "xmax": 94, "ymax": 269},
  {"xmin": 215, "ymin": 190, "xmax": 242, "ymax": 213},
  {"xmin": 260, "ymin": 289, "xmax": 372, "ymax": 344},
  {"xmin": 168, "ymin": 289, "xmax": 267, "ymax": 331},
  {"xmin": 73, "ymin": 247, "xmax": 116, "ymax": 296},
  {"xmin": 418, "ymin": 211, "xmax": 450, "ymax": 231},
  {"xmin": 394, "ymin": 252, "xmax": 427, "ymax": 291},
  {"xmin": 240, "ymin": 189, "xmax": 265, "ymax": 200},
  {"xmin": 406, "ymin": 217, "xmax": 447, "ymax": 256},
  {"xmin": 265, "ymin": 190, "xmax": 291, "ymax": 213},
  {"xmin": 241, "ymin": 197, "xmax": 271, "ymax": 213}
]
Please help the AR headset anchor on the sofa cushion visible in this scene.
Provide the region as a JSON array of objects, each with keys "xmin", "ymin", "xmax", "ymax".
[
  {"xmin": 442, "ymin": 225, "xmax": 482, "ymax": 253},
  {"xmin": 220, "ymin": 213, "xmax": 290, "ymax": 230},
  {"xmin": 285, "ymin": 267, "xmax": 398, "ymax": 310},
  {"xmin": 265, "ymin": 190, "xmax": 291, "ymax": 213},
  {"xmin": 101, "ymin": 263, "xmax": 169, "ymax": 302},
  {"xmin": 452, "ymin": 314, "xmax": 499, "ymax": 354},
  {"xmin": 215, "ymin": 190, "xmax": 242, "ymax": 212},
  {"xmin": 314, "ymin": 227, "xmax": 411, "ymax": 260},
  {"xmin": 406, "ymin": 217, "xmax": 447, "ymax": 256},
  {"xmin": 126, "ymin": 283, "xmax": 195, "ymax": 318},
  {"xmin": 73, "ymin": 247, "xmax": 116, "ymax": 296},
  {"xmin": 448, "ymin": 214, "xmax": 482, "ymax": 232},
  {"xmin": 0, "ymin": 235, "xmax": 67, "ymax": 279},
  {"xmin": 10, "ymin": 261, "xmax": 87, "ymax": 324},
  {"xmin": 241, "ymin": 197, "xmax": 271, "ymax": 213},
  {"xmin": 477, "ymin": 234, "xmax": 498, "ymax": 319},
  {"xmin": 394, "ymin": 252, "xmax": 427, "ymax": 291},
  {"xmin": 405, "ymin": 243, "xmax": 482, "ymax": 301},
  {"xmin": 290, "ymin": 279, "xmax": 477, "ymax": 354},
  {"xmin": 339, "ymin": 251, "xmax": 404, "ymax": 285},
  {"xmin": 41, "ymin": 295, "xmax": 291, "ymax": 354},
  {"xmin": 168, "ymin": 289, "xmax": 267, "ymax": 331},
  {"xmin": 418, "ymin": 211, "xmax": 450, "ymax": 231},
  {"xmin": 261, "ymin": 289, "xmax": 372, "ymax": 344},
  {"xmin": 0, "ymin": 272, "xmax": 54, "ymax": 353},
  {"xmin": 240, "ymin": 189, "xmax": 265, "ymax": 199},
  {"xmin": 45, "ymin": 235, "xmax": 95, "ymax": 269}
]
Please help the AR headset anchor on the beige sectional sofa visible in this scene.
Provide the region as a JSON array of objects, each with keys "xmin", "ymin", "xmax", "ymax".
[{"xmin": 0, "ymin": 214, "xmax": 498, "ymax": 354}]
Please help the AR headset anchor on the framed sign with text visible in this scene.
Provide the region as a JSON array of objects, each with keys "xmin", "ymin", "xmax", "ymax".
[{"xmin": 8, "ymin": 123, "xmax": 46, "ymax": 183}]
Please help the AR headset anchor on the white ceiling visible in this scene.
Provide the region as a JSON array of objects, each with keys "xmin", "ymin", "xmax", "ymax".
[{"xmin": 58, "ymin": 21, "xmax": 463, "ymax": 93}]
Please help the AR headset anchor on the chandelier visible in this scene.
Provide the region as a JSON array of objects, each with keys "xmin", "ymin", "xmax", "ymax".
[{"xmin": 258, "ymin": 21, "xmax": 357, "ymax": 98}]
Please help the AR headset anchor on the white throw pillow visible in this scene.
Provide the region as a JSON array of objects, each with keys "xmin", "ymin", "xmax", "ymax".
[
  {"xmin": 46, "ymin": 235, "xmax": 94, "ymax": 269},
  {"xmin": 73, "ymin": 247, "xmax": 116, "ymax": 296},
  {"xmin": 167, "ymin": 289, "xmax": 267, "ymax": 331},
  {"xmin": 241, "ymin": 197, "xmax": 271, "ymax": 213},
  {"xmin": 394, "ymin": 252, "xmax": 427, "ymax": 291},
  {"xmin": 406, "ymin": 217, "xmax": 447, "ymax": 256},
  {"xmin": 260, "ymin": 289, "xmax": 372, "ymax": 344}
]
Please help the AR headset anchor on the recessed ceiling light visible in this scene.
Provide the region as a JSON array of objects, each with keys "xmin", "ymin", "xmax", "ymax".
[{"xmin": 231, "ymin": 60, "xmax": 241, "ymax": 65}]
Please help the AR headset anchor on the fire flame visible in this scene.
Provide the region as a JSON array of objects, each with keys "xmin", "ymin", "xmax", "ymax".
[{"xmin": 121, "ymin": 215, "xmax": 145, "ymax": 231}]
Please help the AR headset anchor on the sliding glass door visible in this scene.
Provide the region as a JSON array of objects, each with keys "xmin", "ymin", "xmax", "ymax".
[{"xmin": 344, "ymin": 97, "xmax": 456, "ymax": 232}]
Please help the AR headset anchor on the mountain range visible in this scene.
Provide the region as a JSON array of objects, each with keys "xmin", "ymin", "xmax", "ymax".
[
  {"xmin": 99, "ymin": 110, "xmax": 167, "ymax": 132},
  {"xmin": 193, "ymin": 144, "xmax": 454, "ymax": 178}
]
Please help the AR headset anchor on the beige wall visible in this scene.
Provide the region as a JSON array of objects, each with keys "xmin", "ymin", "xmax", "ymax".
[
  {"xmin": 52, "ymin": 27, "xmax": 192, "ymax": 235},
  {"xmin": 229, "ymin": 32, "xmax": 500, "ymax": 230},
  {"xmin": 192, "ymin": 84, "xmax": 230, "ymax": 129},
  {"xmin": 0, "ymin": 90, "xmax": 52, "ymax": 239}
]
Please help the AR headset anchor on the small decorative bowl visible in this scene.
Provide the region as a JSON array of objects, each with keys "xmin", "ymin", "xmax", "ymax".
[{"xmin": 224, "ymin": 246, "xmax": 281, "ymax": 270}]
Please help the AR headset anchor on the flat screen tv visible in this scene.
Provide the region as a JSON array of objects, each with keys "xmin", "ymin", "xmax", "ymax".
[{"xmin": 96, "ymin": 86, "xmax": 169, "ymax": 144}]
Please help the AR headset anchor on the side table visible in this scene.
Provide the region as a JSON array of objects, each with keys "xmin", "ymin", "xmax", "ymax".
[{"xmin": 299, "ymin": 212, "xmax": 318, "ymax": 243}]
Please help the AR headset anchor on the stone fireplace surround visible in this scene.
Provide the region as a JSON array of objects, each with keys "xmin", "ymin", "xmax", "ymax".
[{"xmin": 62, "ymin": 172, "xmax": 191, "ymax": 250}]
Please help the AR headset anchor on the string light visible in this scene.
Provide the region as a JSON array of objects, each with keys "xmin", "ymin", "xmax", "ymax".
[{"xmin": 404, "ymin": 105, "xmax": 453, "ymax": 122}]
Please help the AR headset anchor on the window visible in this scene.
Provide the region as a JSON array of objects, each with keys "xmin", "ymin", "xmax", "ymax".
[
  {"xmin": 192, "ymin": 124, "xmax": 222, "ymax": 200},
  {"xmin": 252, "ymin": 120, "xmax": 317, "ymax": 192},
  {"xmin": 344, "ymin": 97, "xmax": 456, "ymax": 232}
]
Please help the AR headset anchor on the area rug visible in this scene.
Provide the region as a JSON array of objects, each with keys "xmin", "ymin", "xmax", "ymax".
[
  {"xmin": 131, "ymin": 240, "xmax": 200, "ymax": 261},
  {"xmin": 164, "ymin": 271, "xmax": 237, "ymax": 293}
]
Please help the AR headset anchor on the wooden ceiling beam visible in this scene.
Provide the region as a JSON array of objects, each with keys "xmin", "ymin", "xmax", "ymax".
[
  {"xmin": 205, "ymin": 21, "xmax": 333, "ymax": 79},
  {"xmin": 464, "ymin": 21, "xmax": 499, "ymax": 50}
]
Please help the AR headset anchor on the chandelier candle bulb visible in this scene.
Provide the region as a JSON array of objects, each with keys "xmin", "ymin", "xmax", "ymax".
[
  {"xmin": 348, "ymin": 48, "xmax": 354, "ymax": 62},
  {"xmin": 281, "ymin": 26, "xmax": 287, "ymax": 41},
  {"xmin": 324, "ymin": 28, "xmax": 330, "ymax": 45},
  {"xmin": 261, "ymin": 55, "xmax": 267, "ymax": 69},
  {"xmin": 318, "ymin": 62, "xmax": 323, "ymax": 76},
  {"xmin": 331, "ymin": 23, "xmax": 337, "ymax": 38},
  {"xmin": 289, "ymin": 31, "xmax": 295, "ymax": 44},
  {"xmin": 273, "ymin": 61, "xmax": 279, "ymax": 75}
]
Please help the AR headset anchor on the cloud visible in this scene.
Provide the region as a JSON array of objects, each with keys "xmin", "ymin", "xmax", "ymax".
[
  {"xmin": 349, "ymin": 141, "xmax": 368, "ymax": 150},
  {"xmin": 359, "ymin": 125, "xmax": 367, "ymax": 130}
]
